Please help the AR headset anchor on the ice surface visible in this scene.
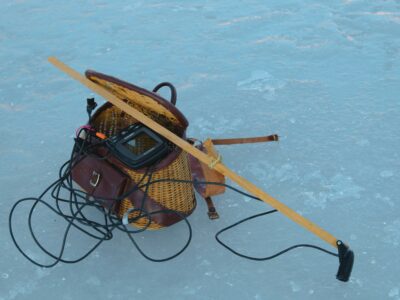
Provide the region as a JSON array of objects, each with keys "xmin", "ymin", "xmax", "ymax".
[{"xmin": 1, "ymin": 0, "xmax": 399, "ymax": 299}]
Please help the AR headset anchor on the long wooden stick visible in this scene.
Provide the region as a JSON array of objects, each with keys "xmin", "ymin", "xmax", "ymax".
[{"xmin": 48, "ymin": 56, "xmax": 338, "ymax": 248}]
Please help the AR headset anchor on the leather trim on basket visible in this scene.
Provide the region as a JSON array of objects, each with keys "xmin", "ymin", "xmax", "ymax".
[{"xmin": 85, "ymin": 70, "xmax": 189, "ymax": 130}]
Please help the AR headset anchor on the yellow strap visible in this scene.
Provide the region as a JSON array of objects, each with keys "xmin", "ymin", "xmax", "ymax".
[{"xmin": 208, "ymin": 154, "xmax": 222, "ymax": 169}]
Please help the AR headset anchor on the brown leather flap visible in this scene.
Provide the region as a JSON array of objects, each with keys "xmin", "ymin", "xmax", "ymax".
[
  {"xmin": 188, "ymin": 139, "xmax": 225, "ymax": 198},
  {"xmin": 71, "ymin": 154, "xmax": 128, "ymax": 211}
]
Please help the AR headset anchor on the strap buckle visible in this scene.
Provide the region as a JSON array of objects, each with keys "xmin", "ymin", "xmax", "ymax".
[{"xmin": 89, "ymin": 171, "xmax": 101, "ymax": 187}]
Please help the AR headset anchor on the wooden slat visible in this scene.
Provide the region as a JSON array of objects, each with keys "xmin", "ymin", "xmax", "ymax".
[{"xmin": 48, "ymin": 56, "xmax": 339, "ymax": 249}]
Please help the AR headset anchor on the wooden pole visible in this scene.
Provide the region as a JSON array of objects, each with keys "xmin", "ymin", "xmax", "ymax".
[{"xmin": 48, "ymin": 56, "xmax": 339, "ymax": 249}]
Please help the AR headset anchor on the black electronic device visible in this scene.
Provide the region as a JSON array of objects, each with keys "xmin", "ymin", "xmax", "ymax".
[{"xmin": 106, "ymin": 123, "xmax": 171, "ymax": 169}]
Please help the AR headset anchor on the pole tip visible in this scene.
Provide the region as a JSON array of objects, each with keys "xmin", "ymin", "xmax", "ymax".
[{"xmin": 336, "ymin": 240, "xmax": 354, "ymax": 282}]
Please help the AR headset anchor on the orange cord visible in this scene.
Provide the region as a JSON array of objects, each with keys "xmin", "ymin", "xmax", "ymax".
[{"xmin": 95, "ymin": 132, "xmax": 107, "ymax": 140}]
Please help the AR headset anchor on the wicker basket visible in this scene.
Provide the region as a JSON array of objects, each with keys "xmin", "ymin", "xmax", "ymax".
[{"xmin": 87, "ymin": 71, "xmax": 196, "ymax": 229}]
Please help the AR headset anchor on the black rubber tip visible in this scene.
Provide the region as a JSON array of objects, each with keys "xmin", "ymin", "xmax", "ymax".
[{"xmin": 336, "ymin": 240, "xmax": 354, "ymax": 282}]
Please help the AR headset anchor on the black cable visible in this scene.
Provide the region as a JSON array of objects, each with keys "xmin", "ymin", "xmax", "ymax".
[
  {"xmin": 9, "ymin": 127, "xmax": 338, "ymax": 268},
  {"xmin": 125, "ymin": 209, "xmax": 192, "ymax": 262},
  {"xmin": 215, "ymin": 210, "xmax": 338, "ymax": 260},
  {"xmin": 135, "ymin": 178, "xmax": 262, "ymax": 202},
  {"xmin": 8, "ymin": 129, "xmax": 194, "ymax": 266},
  {"xmin": 9, "ymin": 130, "xmax": 111, "ymax": 266},
  {"xmin": 132, "ymin": 178, "xmax": 339, "ymax": 260}
]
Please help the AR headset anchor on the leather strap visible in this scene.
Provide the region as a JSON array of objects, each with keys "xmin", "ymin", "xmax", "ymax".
[
  {"xmin": 204, "ymin": 196, "xmax": 219, "ymax": 220},
  {"xmin": 211, "ymin": 134, "xmax": 278, "ymax": 145}
]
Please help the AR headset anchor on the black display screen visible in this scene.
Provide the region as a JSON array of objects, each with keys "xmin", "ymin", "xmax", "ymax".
[
  {"xmin": 123, "ymin": 132, "xmax": 158, "ymax": 157},
  {"xmin": 106, "ymin": 123, "xmax": 171, "ymax": 169}
]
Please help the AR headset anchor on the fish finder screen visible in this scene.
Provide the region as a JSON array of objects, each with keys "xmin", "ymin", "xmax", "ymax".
[{"xmin": 123, "ymin": 132, "xmax": 158, "ymax": 156}]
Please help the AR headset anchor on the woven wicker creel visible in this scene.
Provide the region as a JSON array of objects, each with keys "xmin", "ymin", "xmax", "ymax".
[{"xmin": 86, "ymin": 71, "xmax": 196, "ymax": 230}]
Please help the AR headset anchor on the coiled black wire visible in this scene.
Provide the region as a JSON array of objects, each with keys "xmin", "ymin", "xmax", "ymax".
[
  {"xmin": 8, "ymin": 128, "xmax": 337, "ymax": 268},
  {"xmin": 9, "ymin": 129, "xmax": 193, "ymax": 267}
]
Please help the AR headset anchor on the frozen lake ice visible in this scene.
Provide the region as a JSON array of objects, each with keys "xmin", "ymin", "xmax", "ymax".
[{"xmin": 1, "ymin": 0, "xmax": 399, "ymax": 299}]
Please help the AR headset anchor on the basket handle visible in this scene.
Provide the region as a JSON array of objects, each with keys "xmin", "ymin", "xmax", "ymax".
[{"xmin": 153, "ymin": 82, "xmax": 177, "ymax": 106}]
